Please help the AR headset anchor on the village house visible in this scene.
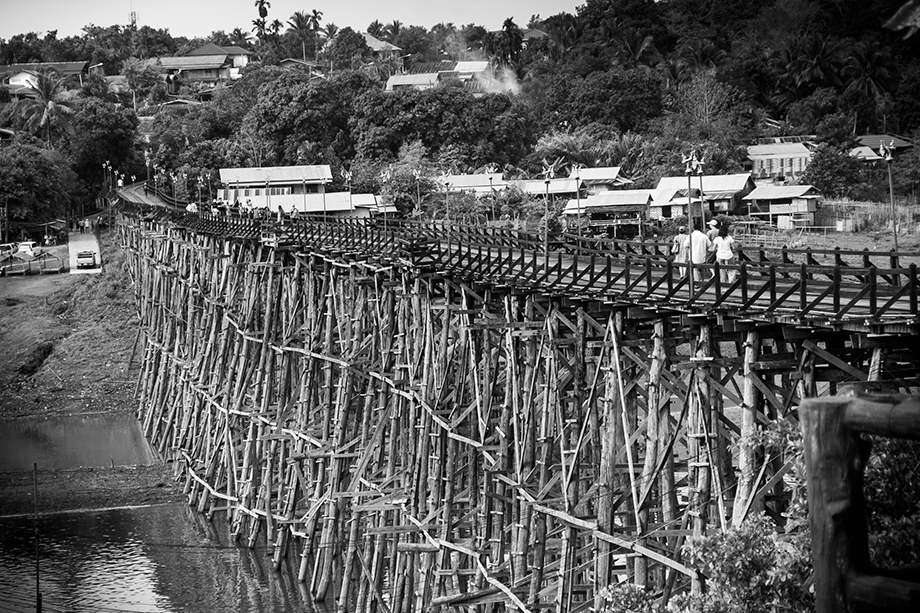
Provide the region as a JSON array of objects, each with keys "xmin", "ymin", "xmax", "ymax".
[
  {"xmin": 563, "ymin": 189, "xmax": 653, "ymax": 231},
  {"xmin": 384, "ymin": 60, "xmax": 497, "ymax": 93},
  {"xmin": 361, "ymin": 32, "xmax": 403, "ymax": 61},
  {"xmin": 157, "ymin": 43, "xmax": 253, "ymax": 89},
  {"xmin": 219, "ymin": 165, "xmax": 333, "ymax": 210},
  {"xmin": 747, "ymin": 138, "xmax": 814, "ymax": 181},
  {"xmin": 742, "ymin": 184, "xmax": 823, "ymax": 228},
  {"xmin": 856, "ymin": 133, "xmax": 914, "ymax": 155},
  {"xmin": 442, "ymin": 172, "xmax": 507, "ymax": 195},
  {"xmin": 515, "ymin": 177, "xmax": 582, "ymax": 199},
  {"xmin": 570, "ymin": 166, "xmax": 633, "ymax": 194},
  {"xmin": 0, "ymin": 60, "xmax": 92, "ymax": 98},
  {"xmin": 649, "ymin": 173, "xmax": 756, "ymax": 220}
]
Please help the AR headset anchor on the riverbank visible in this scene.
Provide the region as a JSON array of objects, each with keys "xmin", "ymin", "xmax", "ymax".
[{"xmin": 0, "ymin": 230, "xmax": 182, "ymax": 516}]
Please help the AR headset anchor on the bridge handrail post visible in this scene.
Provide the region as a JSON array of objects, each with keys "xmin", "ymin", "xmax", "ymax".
[
  {"xmin": 910, "ymin": 264, "xmax": 918, "ymax": 315},
  {"xmin": 740, "ymin": 261, "xmax": 748, "ymax": 305},
  {"xmin": 800, "ymin": 262, "xmax": 808, "ymax": 314},
  {"xmin": 862, "ymin": 248, "xmax": 871, "ymax": 270},
  {"xmin": 834, "ymin": 247, "xmax": 843, "ymax": 269},
  {"xmin": 605, "ymin": 254, "xmax": 612, "ymax": 291},
  {"xmin": 714, "ymin": 260, "xmax": 721, "ymax": 299},
  {"xmin": 890, "ymin": 251, "xmax": 901, "ymax": 288},
  {"xmin": 868, "ymin": 267, "xmax": 877, "ymax": 316},
  {"xmin": 646, "ymin": 257, "xmax": 653, "ymax": 294},
  {"xmin": 833, "ymin": 266, "xmax": 842, "ymax": 315},
  {"xmin": 667, "ymin": 258, "xmax": 673, "ymax": 296},
  {"xmin": 769, "ymin": 265, "xmax": 777, "ymax": 305}
]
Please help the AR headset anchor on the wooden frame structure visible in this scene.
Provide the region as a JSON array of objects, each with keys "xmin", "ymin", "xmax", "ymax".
[
  {"xmin": 801, "ymin": 395, "xmax": 920, "ymax": 613},
  {"xmin": 117, "ymin": 198, "xmax": 920, "ymax": 611}
]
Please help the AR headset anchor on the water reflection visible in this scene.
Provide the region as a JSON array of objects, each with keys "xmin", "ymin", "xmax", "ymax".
[
  {"xmin": 0, "ymin": 504, "xmax": 326, "ymax": 612},
  {"xmin": 0, "ymin": 413, "xmax": 155, "ymax": 471}
]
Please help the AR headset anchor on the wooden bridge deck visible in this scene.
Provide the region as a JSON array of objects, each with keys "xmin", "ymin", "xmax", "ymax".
[{"xmin": 127, "ymin": 203, "xmax": 919, "ymax": 331}]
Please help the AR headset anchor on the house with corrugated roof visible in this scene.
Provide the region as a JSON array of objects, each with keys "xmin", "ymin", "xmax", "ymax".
[
  {"xmin": 515, "ymin": 178, "xmax": 582, "ymax": 198},
  {"xmin": 385, "ymin": 60, "xmax": 500, "ymax": 93},
  {"xmin": 650, "ymin": 173, "xmax": 756, "ymax": 220},
  {"xmin": 742, "ymin": 184, "xmax": 822, "ymax": 227},
  {"xmin": 0, "ymin": 61, "xmax": 91, "ymax": 98},
  {"xmin": 443, "ymin": 173, "xmax": 507, "ymax": 195},
  {"xmin": 157, "ymin": 44, "xmax": 253, "ymax": 87},
  {"xmin": 856, "ymin": 133, "xmax": 913, "ymax": 154},
  {"xmin": 361, "ymin": 33, "xmax": 402, "ymax": 60},
  {"xmin": 747, "ymin": 141, "xmax": 814, "ymax": 180},
  {"xmin": 570, "ymin": 166, "xmax": 633, "ymax": 194},
  {"xmin": 219, "ymin": 165, "xmax": 333, "ymax": 210},
  {"xmin": 563, "ymin": 189, "xmax": 653, "ymax": 230}
]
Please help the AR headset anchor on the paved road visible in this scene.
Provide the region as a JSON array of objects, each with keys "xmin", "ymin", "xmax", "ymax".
[{"xmin": 68, "ymin": 227, "xmax": 102, "ymax": 275}]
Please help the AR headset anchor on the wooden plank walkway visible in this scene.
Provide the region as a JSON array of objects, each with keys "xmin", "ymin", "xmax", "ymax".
[{"xmin": 120, "ymin": 200, "xmax": 919, "ymax": 329}]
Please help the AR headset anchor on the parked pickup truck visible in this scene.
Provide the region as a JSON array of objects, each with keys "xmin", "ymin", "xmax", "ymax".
[{"xmin": 76, "ymin": 250, "xmax": 97, "ymax": 269}]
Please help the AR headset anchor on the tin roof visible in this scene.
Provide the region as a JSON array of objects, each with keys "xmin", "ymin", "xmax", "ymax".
[
  {"xmin": 856, "ymin": 134, "xmax": 913, "ymax": 150},
  {"xmin": 362, "ymin": 32, "xmax": 401, "ymax": 53},
  {"xmin": 653, "ymin": 173, "xmax": 753, "ymax": 205},
  {"xmin": 386, "ymin": 73, "xmax": 438, "ymax": 89},
  {"xmin": 747, "ymin": 142, "xmax": 812, "ymax": 159},
  {"xmin": 563, "ymin": 189, "xmax": 652, "ymax": 214},
  {"xmin": 517, "ymin": 178, "xmax": 581, "ymax": 195},
  {"xmin": 0, "ymin": 61, "xmax": 88, "ymax": 77},
  {"xmin": 570, "ymin": 166, "xmax": 633, "ymax": 185},
  {"xmin": 743, "ymin": 185, "xmax": 821, "ymax": 201},
  {"xmin": 159, "ymin": 55, "xmax": 229, "ymax": 70},
  {"xmin": 445, "ymin": 173, "xmax": 506, "ymax": 192},
  {"xmin": 219, "ymin": 165, "xmax": 333, "ymax": 185}
]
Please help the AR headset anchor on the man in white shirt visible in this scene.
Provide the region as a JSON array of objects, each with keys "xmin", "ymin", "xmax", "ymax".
[{"xmin": 687, "ymin": 225, "xmax": 711, "ymax": 283}]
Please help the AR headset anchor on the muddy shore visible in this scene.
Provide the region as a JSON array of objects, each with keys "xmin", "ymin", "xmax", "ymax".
[{"xmin": 0, "ymin": 231, "xmax": 182, "ymax": 516}]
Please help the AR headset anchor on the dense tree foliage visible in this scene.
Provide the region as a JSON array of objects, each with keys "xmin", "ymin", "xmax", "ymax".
[
  {"xmin": 0, "ymin": 143, "xmax": 77, "ymax": 221},
  {"xmin": 3, "ymin": 0, "xmax": 920, "ymax": 224}
]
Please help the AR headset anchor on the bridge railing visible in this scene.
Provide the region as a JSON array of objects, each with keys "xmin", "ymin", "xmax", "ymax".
[
  {"xmin": 800, "ymin": 395, "xmax": 920, "ymax": 613},
  {"xmin": 117, "ymin": 197, "xmax": 919, "ymax": 321}
]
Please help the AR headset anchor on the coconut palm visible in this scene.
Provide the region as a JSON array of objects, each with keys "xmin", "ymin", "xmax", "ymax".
[
  {"xmin": 229, "ymin": 28, "xmax": 252, "ymax": 47},
  {"xmin": 383, "ymin": 20, "xmax": 402, "ymax": 42},
  {"xmin": 367, "ymin": 20, "xmax": 384, "ymax": 38},
  {"xmin": 254, "ymin": 0, "xmax": 270, "ymax": 19},
  {"xmin": 288, "ymin": 11, "xmax": 311, "ymax": 60},
  {"xmin": 252, "ymin": 18, "xmax": 267, "ymax": 40},
  {"xmin": 308, "ymin": 9, "xmax": 324, "ymax": 59},
  {"xmin": 0, "ymin": 70, "xmax": 75, "ymax": 148},
  {"xmin": 269, "ymin": 19, "xmax": 284, "ymax": 37}
]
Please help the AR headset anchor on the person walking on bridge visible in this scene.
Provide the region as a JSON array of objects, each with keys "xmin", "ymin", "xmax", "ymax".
[
  {"xmin": 710, "ymin": 223, "xmax": 737, "ymax": 284},
  {"xmin": 671, "ymin": 226, "xmax": 690, "ymax": 279},
  {"xmin": 688, "ymin": 223, "xmax": 711, "ymax": 282}
]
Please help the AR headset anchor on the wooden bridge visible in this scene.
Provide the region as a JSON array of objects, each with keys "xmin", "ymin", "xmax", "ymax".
[{"xmin": 117, "ymin": 194, "xmax": 919, "ymax": 612}]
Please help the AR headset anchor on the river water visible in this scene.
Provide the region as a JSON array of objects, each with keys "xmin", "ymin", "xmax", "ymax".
[{"xmin": 0, "ymin": 414, "xmax": 324, "ymax": 612}]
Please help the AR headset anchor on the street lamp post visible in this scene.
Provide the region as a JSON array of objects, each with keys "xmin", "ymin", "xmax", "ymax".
[
  {"xmin": 206, "ymin": 171, "xmax": 212, "ymax": 201},
  {"xmin": 879, "ymin": 141, "xmax": 899, "ymax": 254},
  {"xmin": 572, "ymin": 163, "xmax": 582, "ymax": 243},
  {"xmin": 541, "ymin": 158, "xmax": 562, "ymax": 273},
  {"xmin": 683, "ymin": 150, "xmax": 701, "ymax": 295},
  {"xmin": 144, "ymin": 151, "xmax": 151, "ymax": 185},
  {"xmin": 438, "ymin": 172, "xmax": 451, "ymax": 242}
]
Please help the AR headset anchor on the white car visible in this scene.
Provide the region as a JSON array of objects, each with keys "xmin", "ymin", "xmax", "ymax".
[{"xmin": 16, "ymin": 241, "xmax": 42, "ymax": 257}]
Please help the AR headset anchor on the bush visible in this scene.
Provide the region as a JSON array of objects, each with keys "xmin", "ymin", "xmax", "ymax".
[{"xmin": 667, "ymin": 514, "xmax": 813, "ymax": 613}]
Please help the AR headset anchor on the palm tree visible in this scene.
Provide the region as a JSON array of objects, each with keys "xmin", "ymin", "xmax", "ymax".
[
  {"xmin": 308, "ymin": 9, "xmax": 324, "ymax": 60},
  {"xmin": 288, "ymin": 11, "xmax": 311, "ymax": 60},
  {"xmin": 367, "ymin": 20, "xmax": 384, "ymax": 38},
  {"xmin": 269, "ymin": 19, "xmax": 284, "ymax": 37},
  {"xmin": 383, "ymin": 20, "xmax": 402, "ymax": 42},
  {"xmin": 254, "ymin": 0, "xmax": 270, "ymax": 19},
  {"xmin": 322, "ymin": 23, "xmax": 339, "ymax": 41},
  {"xmin": 251, "ymin": 18, "xmax": 267, "ymax": 40},
  {"xmin": 0, "ymin": 71, "xmax": 75, "ymax": 148},
  {"xmin": 229, "ymin": 28, "xmax": 252, "ymax": 47}
]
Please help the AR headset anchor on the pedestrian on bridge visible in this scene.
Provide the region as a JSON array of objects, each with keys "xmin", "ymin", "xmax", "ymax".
[
  {"xmin": 710, "ymin": 224, "xmax": 737, "ymax": 284},
  {"xmin": 688, "ymin": 224, "xmax": 711, "ymax": 282},
  {"xmin": 671, "ymin": 226, "xmax": 690, "ymax": 279}
]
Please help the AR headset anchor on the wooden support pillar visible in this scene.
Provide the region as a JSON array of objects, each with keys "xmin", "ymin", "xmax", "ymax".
[{"xmin": 733, "ymin": 329, "xmax": 763, "ymax": 526}]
